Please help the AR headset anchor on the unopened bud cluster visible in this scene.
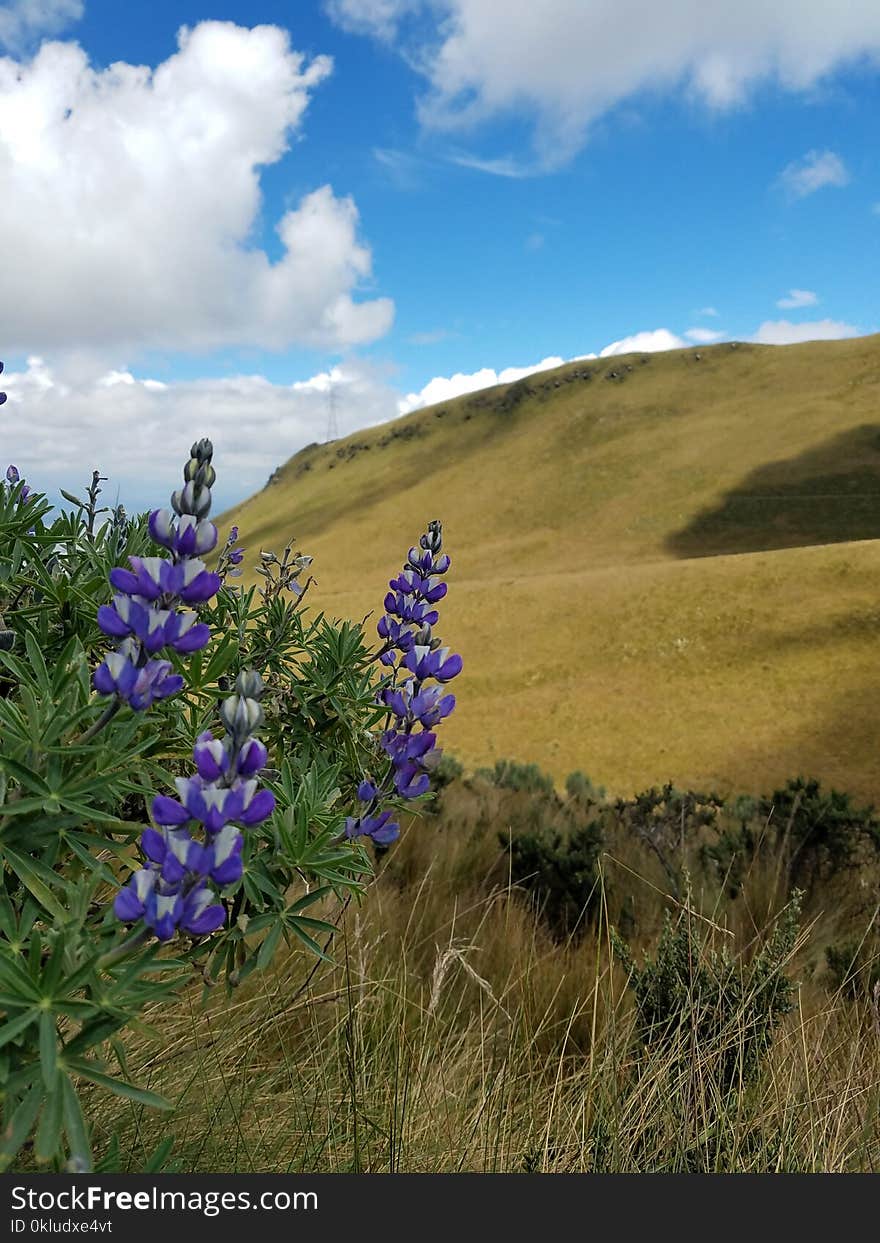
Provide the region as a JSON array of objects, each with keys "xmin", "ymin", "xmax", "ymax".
[{"xmin": 94, "ymin": 440, "xmax": 222, "ymax": 711}]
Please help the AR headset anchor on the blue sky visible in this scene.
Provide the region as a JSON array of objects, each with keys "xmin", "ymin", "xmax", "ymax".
[{"xmin": 0, "ymin": 0, "xmax": 878, "ymax": 511}]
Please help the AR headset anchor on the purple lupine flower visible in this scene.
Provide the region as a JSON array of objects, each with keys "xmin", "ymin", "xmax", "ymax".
[
  {"xmin": 0, "ymin": 360, "xmax": 6, "ymax": 406},
  {"xmin": 215, "ymin": 524, "xmax": 246, "ymax": 582},
  {"xmin": 114, "ymin": 669, "xmax": 275, "ymax": 942},
  {"xmin": 346, "ymin": 520, "xmax": 461, "ymax": 846},
  {"xmin": 95, "ymin": 440, "xmax": 221, "ymax": 712},
  {"xmin": 3, "ymin": 462, "xmax": 33, "ymax": 506}
]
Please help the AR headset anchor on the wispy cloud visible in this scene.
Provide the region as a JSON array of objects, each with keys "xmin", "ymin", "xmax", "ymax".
[
  {"xmin": 407, "ymin": 328, "xmax": 454, "ymax": 346},
  {"xmin": 0, "ymin": 0, "xmax": 82, "ymax": 54},
  {"xmin": 778, "ymin": 150, "xmax": 850, "ymax": 199},
  {"xmin": 525, "ymin": 232, "xmax": 545, "ymax": 252},
  {"xmin": 695, "ymin": 306, "xmax": 720, "ymax": 318},
  {"xmin": 328, "ymin": 1, "xmax": 880, "ymax": 170},
  {"xmin": 752, "ymin": 318, "xmax": 858, "ymax": 345},
  {"xmin": 776, "ymin": 289, "xmax": 819, "ymax": 309},
  {"xmin": 372, "ymin": 146, "xmax": 425, "ymax": 190},
  {"xmin": 447, "ymin": 151, "xmax": 537, "ymax": 179},
  {"xmin": 685, "ymin": 327, "xmax": 725, "ymax": 343}
]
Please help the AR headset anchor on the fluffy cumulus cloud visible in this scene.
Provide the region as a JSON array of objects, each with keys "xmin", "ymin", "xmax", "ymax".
[
  {"xmin": 1, "ymin": 355, "xmax": 400, "ymax": 513},
  {"xmin": 398, "ymin": 355, "xmax": 568, "ymax": 413},
  {"xmin": 778, "ymin": 150, "xmax": 850, "ymax": 199},
  {"xmin": 326, "ymin": 1, "xmax": 880, "ymax": 166},
  {"xmin": 0, "ymin": 0, "xmax": 81, "ymax": 53},
  {"xmin": 0, "ymin": 22, "xmax": 393, "ymax": 355},
  {"xmin": 776, "ymin": 288, "xmax": 819, "ymax": 308},
  {"xmin": 599, "ymin": 329, "xmax": 686, "ymax": 357},
  {"xmin": 751, "ymin": 319, "xmax": 859, "ymax": 345}
]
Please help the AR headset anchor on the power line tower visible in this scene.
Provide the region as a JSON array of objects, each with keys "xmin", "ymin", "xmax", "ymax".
[{"xmin": 325, "ymin": 382, "xmax": 339, "ymax": 443}]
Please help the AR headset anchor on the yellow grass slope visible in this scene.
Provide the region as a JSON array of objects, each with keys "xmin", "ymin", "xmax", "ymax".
[{"xmin": 221, "ymin": 333, "xmax": 880, "ymax": 800}]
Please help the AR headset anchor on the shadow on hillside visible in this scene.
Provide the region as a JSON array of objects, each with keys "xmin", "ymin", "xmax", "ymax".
[
  {"xmin": 667, "ymin": 424, "xmax": 880, "ymax": 559},
  {"xmin": 733, "ymin": 678, "xmax": 880, "ymax": 810}
]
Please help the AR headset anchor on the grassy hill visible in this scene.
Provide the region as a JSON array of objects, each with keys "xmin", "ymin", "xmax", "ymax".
[{"xmin": 219, "ymin": 333, "xmax": 880, "ymax": 801}]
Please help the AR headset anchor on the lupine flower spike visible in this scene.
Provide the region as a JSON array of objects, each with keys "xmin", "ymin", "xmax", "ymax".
[
  {"xmin": 114, "ymin": 671, "xmax": 276, "ymax": 941},
  {"xmin": 346, "ymin": 520, "xmax": 462, "ymax": 845},
  {"xmin": 216, "ymin": 525, "xmax": 245, "ymax": 581},
  {"xmin": 94, "ymin": 439, "xmax": 222, "ymax": 711}
]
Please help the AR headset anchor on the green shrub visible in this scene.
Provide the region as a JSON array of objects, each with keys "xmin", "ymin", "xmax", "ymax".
[
  {"xmin": 565, "ymin": 770, "xmax": 607, "ymax": 803},
  {"xmin": 825, "ymin": 938, "xmax": 880, "ymax": 998},
  {"xmin": 478, "ymin": 758, "xmax": 556, "ymax": 796},
  {"xmin": 759, "ymin": 777, "xmax": 880, "ymax": 881},
  {"xmin": 612, "ymin": 891, "xmax": 802, "ymax": 1093},
  {"xmin": 504, "ymin": 821, "xmax": 603, "ymax": 939},
  {"xmin": 613, "ymin": 783, "xmax": 724, "ymax": 898}
]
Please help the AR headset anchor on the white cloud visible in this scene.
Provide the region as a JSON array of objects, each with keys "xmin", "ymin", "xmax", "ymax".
[
  {"xmin": 776, "ymin": 288, "xmax": 819, "ymax": 308},
  {"xmin": 327, "ymin": 1, "xmax": 880, "ymax": 167},
  {"xmin": 778, "ymin": 150, "xmax": 850, "ymax": 199},
  {"xmin": 0, "ymin": 0, "xmax": 81, "ymax": 53},
  {"xmin": 398, "ymin": 354, "xmax": 567, "ymax": 413},
  {"xmin": 752, "ymin": 318, "xmax": 859, "ymax": 345},
  {"xmin": 0, "ymin": 355, "xmax": 400, "ymax": 513},
  {"xmin": 685, "ymin": 327, "xmax": 725, "ymax": 343},
  {"xmin": 447, "ymin": 150, "xmax": 535, "ymax": 178},
  {"xmin": 325, "ymin": 0, "xmax": 417, "ymax": 39},
  {"xmin": 0, "ymin": 23, "xmax": 393, "ymax": 356},
  {"xmin": 600, "ymin": 329, "xmax": 686, "ymax": 357},
  {"xmin": 696, "ymin": 306, "xmax": 719, "ymax": 317},
  {"xmin": 407, "ymin": 328, "xmax": 453, "ymax": 345}
]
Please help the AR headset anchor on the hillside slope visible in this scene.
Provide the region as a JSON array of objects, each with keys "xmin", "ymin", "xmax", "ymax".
[{"xmin": 220, "ymin": 334, "xmax": 880, "ymax": 800}]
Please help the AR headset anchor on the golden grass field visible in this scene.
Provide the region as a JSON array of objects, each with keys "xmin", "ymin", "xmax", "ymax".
[
  {"xmin": 221, "ymin": 333, "xmax": 880, "ymax": 802},
  {"xmin": 104, "ymin": 778, "xmax": 880, "ymax": 1172}
]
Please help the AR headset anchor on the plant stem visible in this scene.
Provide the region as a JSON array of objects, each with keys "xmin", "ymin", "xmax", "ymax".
[
  {"xmin": 97, "ymin": 927, "xmax": 152, "ymax": 971},
  {"xmin": 72, "ymin": 698, "xmax": 122, "ymax": 745}
]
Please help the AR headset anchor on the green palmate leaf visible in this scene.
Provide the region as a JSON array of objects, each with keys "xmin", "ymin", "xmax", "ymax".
[
  {"xmin": 61, "ymin": 834, "xmax": 118, "ymax": 884},
  {"xmin": 66, "ymin": 1058, "xmax": 172, "ymax": 1111},
  {"xmin": 203, "ymin": 634, "xmax": 239, "ymax": 683},
  {"xmin": 0, "ymin": 755, "xmax": 51, "ymax": 797},
  {"xmin": 285, "ymin": 885, "xmax": 332, "ymax": 914},
  {"xmin": 23, "ymin": 630, "xmax": 52, "ymax": 694},
  {"xmin": 1, "ymin": 847, "xmax": 68, "ymax": 922},
  {"xmin": 35, "ymin": 1071, "xmax": 64, "ymax": 1163},
  {"xmin": 0, "ymin": 1080, "xmax": 43, "ymax": 1170},
  {"xmin": 142, "ymin": 1136, "xmax": 175, "ymax": 1174},
  {"xmin": 287, "ymin": 920, "xmax": 334, "ymax": 962},
  {"xmin": 61, "ymin": 1074, "xmax": 92, "ymax": 1170},
  {"xmin": 0, "ymin": 1007, "xmax": 39, "ymax": 1051},
  {"xmin": 39, "ymin": 1009, "xmax": 58, "ymax": 1089},
  {"xmin": 256, "ymin": 920, "xmax": 283, "ymax": 969},
  {"xmin": 64, "ymin": 1018, "xmax": 128, "ymax": 1058}
]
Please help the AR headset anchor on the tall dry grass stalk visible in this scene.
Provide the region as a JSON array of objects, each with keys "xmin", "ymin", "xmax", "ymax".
[{"xmin": 98, "ymin": 777, "xmax": 880, "ymax": 1172}]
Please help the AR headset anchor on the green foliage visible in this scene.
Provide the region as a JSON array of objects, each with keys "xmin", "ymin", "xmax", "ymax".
[
  {"xmin": 0, "ymin": 463, "xmax": 414, "ymax": 1171},
  {"xmin": 759, "ymin": 777, "xmax": 880, "ymax": 880},
  {"xmin": 612, "ymin": 891, "xmax": 802, "ymax": 1092},
  {"xmin": 613, "ymin": 783, "xmax": 725, "ymax": 899},
  {"xmin": 824, "ymin": 938, "xmax": 880, "ymax": 998},
  {"xmin": 476, "ymin": 758, "xmax": 556, "ymax": 796},
  {"xmin": 703, "ymin": 778, "xmax": 880, "ymax": 896},
  {"xmin": 565, "ymin": 770, "xmax": 606, "ymax": 804},
  {"xmin": 505, "ymin": 822, "xmax": 603, "ymax": 940}
]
